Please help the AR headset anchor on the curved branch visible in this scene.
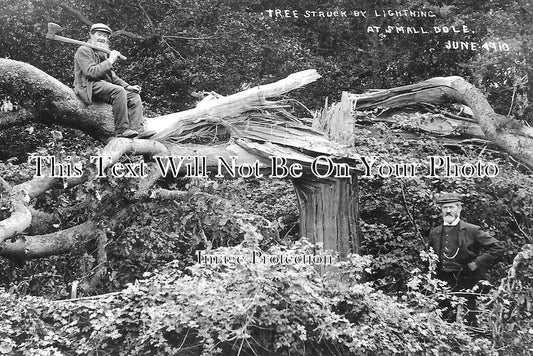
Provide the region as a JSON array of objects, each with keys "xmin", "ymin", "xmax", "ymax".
[
  {"xmin": 444, "ymin": 77, "xmax": 533, "ymax": 169},
  {"xmin": 0, "ymin": 179, "xmax": 61, "ymax": 243},
  {"xmin": 348, "ymin": 76, "xmax": 533, "ymax": 170},
  {"xmin": 0, "ymin": 221, "xmax": 97, "ymax": 259},
  {"xmin": 14, "ymin": 176, "xmax": 64, "ymax": 199},
  {"xmin": 100, "ymin": 137, "xmax": 170, "ymax": 164}
]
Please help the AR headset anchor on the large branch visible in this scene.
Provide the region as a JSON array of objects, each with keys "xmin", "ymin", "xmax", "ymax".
[
  {"xmin": 444, "ymin": 77, "xmax": 533, "ymax": 169},
  {"xmin": 347, "ymin": 76, "xmax": 533, "ymax": 170},
  {"xmin": 0, "ymin": 222, "xmax": 97, "ymax": 259},
  {"xmin": 0, "ymin": 136, "xmax": 326, "ymax": 254},
  {"xmin": 0, "ymin": 59, "xmax": 114, "ymax": 139},
  {"xmin": 0, "ymin": 59, "xmax": 360, "ymax": 260},
  {"xmin": 0, "ymin": 59, "xmax": 323, "ymax": 144},
  {"xmin": 145, "ymin": 70, "xmax": 322, "ymax": 140}
]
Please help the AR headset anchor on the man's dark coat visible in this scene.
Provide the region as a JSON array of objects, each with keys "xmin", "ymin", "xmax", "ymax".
[
  {"xmin": 73, "ymin": 45, "xmax": 129, "ymax": 105},
  {"xmin": 428, "ymin": 220, "xmax": 504, "ymax": 275}
]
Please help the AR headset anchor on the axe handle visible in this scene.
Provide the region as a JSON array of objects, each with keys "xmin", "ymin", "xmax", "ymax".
[{"xmin": 48, "ymin": 34, "xmax": 127, "ymax": 60}]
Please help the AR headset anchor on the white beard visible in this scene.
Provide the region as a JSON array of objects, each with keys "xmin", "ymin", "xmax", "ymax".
[
  {"xmin": 443, "ymin": 214, "xmax": 458, "ymax": 224},
  {"xmin": 89, "ymin": 38, "xmax": 110, "ymax": 50}
]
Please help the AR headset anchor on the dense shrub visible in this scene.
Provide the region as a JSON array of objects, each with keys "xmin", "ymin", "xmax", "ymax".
[{"xmin": 0, "ymin": 234, "xmax": 494, "ymax": 356}]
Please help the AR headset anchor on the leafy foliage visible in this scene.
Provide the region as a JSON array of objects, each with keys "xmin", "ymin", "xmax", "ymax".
[
  {"xmin": 1, "ymin": 0, "xmax": 531, "ymax": 115},
  {"xmin": 484, "ymin": 244, "xmax": 533, "ymax": 355},
  {"xmin": 0, "ymin": 234, "xmax": 494, "ymax": 356},
  {"xmin": 357, "ymin": 138, "xmax": 533, "ymax": 290}
]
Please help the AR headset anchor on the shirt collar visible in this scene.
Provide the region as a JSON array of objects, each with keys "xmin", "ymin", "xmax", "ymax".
[{"xmin": 443, "ymin": 217, "xmax": 460, "ymax": 226}]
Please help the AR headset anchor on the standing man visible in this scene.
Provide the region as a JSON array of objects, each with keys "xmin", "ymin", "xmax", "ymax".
[
  {"xmin": 428, "ymin": 192, "xmax": 504, "ymax": 325},
  {"xmin": 73, "ymin": 23, "xmax": 154, "ymax": 138}
]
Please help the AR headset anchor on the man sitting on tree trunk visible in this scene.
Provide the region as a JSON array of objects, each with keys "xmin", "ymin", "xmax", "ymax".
[
  {"xmin": 73, "ymin": 23, "xmax": 155, "ymax": 138},
  {"xmin": 428, "ymin": 192, "xmax": 504, "ymax": 326}
]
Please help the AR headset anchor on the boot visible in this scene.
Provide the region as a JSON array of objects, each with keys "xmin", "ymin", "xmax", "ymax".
[{"xmin": 116, "ymin": 129, "xmax": 138, "ymax": 138}]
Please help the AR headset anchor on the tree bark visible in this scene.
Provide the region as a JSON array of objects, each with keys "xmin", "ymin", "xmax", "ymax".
[
  {"xmin": 0, "ymin": 197, "xmax": 32, "ymax": 242},
  {"xmin": 293, "ymin": 177, "xmax": 359, "ymax": 258},
  {"xmin": 0, "ymin": 59, "xmax": 115, "ymax": 139},
  {"xmin": 0, "ymin": 222, "xmax": 97, "ymax": 259}
]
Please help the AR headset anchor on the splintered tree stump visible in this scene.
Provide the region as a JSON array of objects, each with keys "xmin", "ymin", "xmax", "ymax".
[
  {"xmin": 293, "ymin": 177, "xmax": 359, "ymax": 258},
  {"xmin": 294, "ymin": 93, "xmax": 362, "ymax": 259}
]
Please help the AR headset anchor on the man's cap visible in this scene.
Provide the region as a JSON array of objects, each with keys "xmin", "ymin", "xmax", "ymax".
[
  {"xmin": 90, "ymin": 23, "xmax": 112, "ymax": 34},
  {"xmin": 436, "ymin": 192, "xmax": 462, "ymax": 204}
]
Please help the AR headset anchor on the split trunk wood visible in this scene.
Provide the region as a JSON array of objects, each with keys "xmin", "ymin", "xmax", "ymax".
[
  {"xmin": 299, "ymin": 93, "xmax": 362, "ymax": 256},
  {"xmin": 344, "ymin": 77, "xmax": 533, "ymax": 170},
  {"xmin": 0, "ymin": 59, "xmax": 361, "ymax": 261}
]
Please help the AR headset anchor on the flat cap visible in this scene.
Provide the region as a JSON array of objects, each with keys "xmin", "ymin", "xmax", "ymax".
[
  {"xmin": 90, "ymin": 23, "xmax": 112, "ymax": 34},
  {"xmin": 436, "ymin": 192, "xmax": 462, "ymax": 204}
]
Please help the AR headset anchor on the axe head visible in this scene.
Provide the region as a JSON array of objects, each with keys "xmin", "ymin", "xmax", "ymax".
[{"xmin": 46, "ymin": 22, "xmax": 63, "ymax": 39}]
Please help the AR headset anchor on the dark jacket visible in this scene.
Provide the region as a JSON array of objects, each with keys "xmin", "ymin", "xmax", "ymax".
[
  {"xmin": 73, "ymin": 45, "xmax": 129, "ymax": 105},
  {"xmin": 428, "ymin": 220, "xmax": 504, "ymax": 274}
]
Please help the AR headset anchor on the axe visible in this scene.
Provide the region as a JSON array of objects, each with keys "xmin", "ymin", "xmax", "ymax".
[{"xmin": 46, "ymin": 22, "xmax": 127, "ymax": 60}]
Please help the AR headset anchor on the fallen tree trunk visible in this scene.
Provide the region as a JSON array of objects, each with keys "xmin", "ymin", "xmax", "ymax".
[
  {"xmin": 345, "ymin": 76, "xmax": 533, "ymax": 170},
  {"xmin": 0, "ymin": 59, "xmax": 362, "ymax": 260},
  {"xmin": 0, "ymin": 59, "xmax": 324, "ymax": 145},
  {"xmin": 0, "ymin": 59, "xmax": 344, "ymax": 161}
]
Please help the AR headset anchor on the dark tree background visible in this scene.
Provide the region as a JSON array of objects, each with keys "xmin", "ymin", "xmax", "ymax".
[
  {"xmin": 1, "ymin": 0, "xmax": 531, "ymax": 116},
  {"xmin": 1, "ymin": 1, "xmax": 533, "ymax": 355}
]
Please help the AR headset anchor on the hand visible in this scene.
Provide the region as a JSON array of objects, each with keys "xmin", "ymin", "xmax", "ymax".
[
  {"xmin": 126, "ymin": 85, "xmax": 142, "ymax": 93},
  {"xmin": 108, "ymin": 50, "xmax": 122, "ymax": 64},
  {"xmin": 467, "ymin": 261, "xmax": 478, "ymax": 271}
]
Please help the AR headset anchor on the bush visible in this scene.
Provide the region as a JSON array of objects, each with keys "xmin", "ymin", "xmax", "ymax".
[{"xmin": 0, "ymin": 226, "xmax": 494, "ymax": 356}]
